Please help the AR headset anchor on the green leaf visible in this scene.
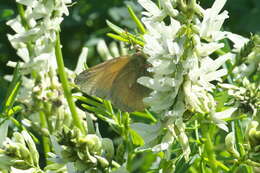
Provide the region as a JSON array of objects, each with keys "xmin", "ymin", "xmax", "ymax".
[
  {"xmin": 127, "ymin": 5, "xmax": 146, "ymax": 34},
  {"xmin": 131, "ymin": 110, "xmax": 157, "ymax": 122},
  {"xmin": 234, "ymin": 120, "xmax": 245, "ymax": 156},
  {"xmin": 131, "ymin": 123, "xmax": 162, "ymax": 144},
  {"xmin": 175, "ymin": 154, "xmax": 199, "ymax": 173},
  {"xmin": 74, "ymin": 95, "xmax": 104, "ymax": 109},
  {"xmin": 106, "ymin": 20, "xmax": 144, "ymax": 46},
  {"xmin": 81, "ymin": 104, "xmax": 112, "ymax": 118},
  {"xmin": 7, "ymin": 105, "xmax": 23, "ymax": 116},
  {"xmin": 214, "ymin": 90, "xmax": 230, "ymax": 111},
  {"xmin": 107, "ymin": 33, "xmax": 130, "ymax": 43},
  {"xmin": 130, "ymin": 129, "xmax": 144, "ymax": 146},
  {"xmin": 106, "ymin": 20, "xmax": 127, "ymax": 36},
  {"xmin": 102, "ymin": 138, "xmax": 115, "ymax": 161},
  {"xmin": 0, "ymin": 120, "xmax": 10, "ymax": 147},
  {"xmin": 0, "ymin": 9, "xmax": 14, "ymax": 21},
  {"xmin": 111, "ymin": 167, "xmax": 129, "ymax": 173},
  {"xmin": 1, "ymin": 63, "xmax": 21, "ymax": 115}
]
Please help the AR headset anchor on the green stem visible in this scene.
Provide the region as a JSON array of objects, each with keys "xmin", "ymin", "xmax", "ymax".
[
  {"xmin": 195, "ymin": 120, "xmax": 202, "ymax": 155},
  {"xmin": 122, "ymin": 112, "xmax": 134, "ymax": 171},
  {"xmin": 245, "ymin": 159, "xmax": 260, "ymax": 168},
  {"xmin": 16, "ymin": 4, "xmax": 29, "ymax": 30},
  {"xmin": 201, "ymin": 123, "xmax": 218, "ymax": 172},
  {"xmin": 229, "ymin": 162, "xmax": 239, "ymax": 173},
  {"xmin": 9, "ymin": 116, "xmax": 24, "ymax": 130},
  {"xmin": 16, "ymin": 4, "xmax": 34, "ymax": 57},
  {"xmin": 55, "ymin": 32, "xmax": 86, "ymax": 134},
  {"xmin": 39, "ymin": 111, "xmax": 51, "ymax": 164}
]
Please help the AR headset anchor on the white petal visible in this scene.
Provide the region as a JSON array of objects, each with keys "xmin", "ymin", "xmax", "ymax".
[
  {"xmin": 75, "ymin": 47, "xmax": 88, "ymax": 74},
  {"xmin": 6, "ymin": 61, "xmax": 18, "ymax": 68},
  {"xmin": 9, "ymin": 27, "xmax": 41, "ymax": 43},
  {"xmin": 224, "ymin": 32, "xmax": 249, "ymax": 51},
  {"xmin": 16, "ymin": 0, "xmax": 38, "ymax": 7},
  {"xmin": 109, "ymin": 42, "xmax": 120, "ymax": 57},
  {"xmin": 10, "ymin": 167, "xmax": 36, "ymax": 173},
  {"xmin": 138, "ymin": 0, "xmax": 162, "ymax": 17},
  {"xmin": 97, "ymin": 39, "xmax": 113, "ymax": 60},
  {"xmin": 17, "ymin": 48, "xmax": 30, "ymax": 62},
  {"xmin": 144, "ymin": 91, "xmax": 175, "ymax": 112},
  {"xmin": 160, "ymin": 0, "xmax": 179, "ymax": 17},
  {"xmin": 6, "ymin": 18, "xmax": 25, "ymax": 34},
  {"xmin": 196, "ymin": 42, "xmax": 224, "ymax": 57},
  {"xmin": 211, "ymin": 0, "xmax": 227, "ymax": 15},
  {"xmin": 214, "ymin": 107, "xmax": 237, "ymax": 119},
  {"xmin": 205, "ymin": 69, "xmax": 227, "ymax": 81},
  {"xmin": 213, "ymin": 53, "xmax": 233, "ymax": 70},
  {"xmin": 199, "ymin": 0, "xmax": 228, "ymax": 39},
  {"xmin": 217, "ymin": 123, "xmax": 229, "ymax": 132},
  {"xmin": 4, "ymin": 75, "xmax": 13, "ymax": 81}
]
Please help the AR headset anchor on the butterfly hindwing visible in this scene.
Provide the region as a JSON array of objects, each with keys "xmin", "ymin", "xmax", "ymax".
[{"xmin": 111, "ymin": 54, "xmax": 151, "ymax": 112}]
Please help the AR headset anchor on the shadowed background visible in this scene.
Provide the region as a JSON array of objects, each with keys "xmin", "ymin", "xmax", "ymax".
[
  {"xmin": 1, "ymin": 0, "xmax": 260, "ymax": 89},
  {"xmin": 1, "ymin": 0, "xmax": 260, "ymax": 131},
  {"xmin": 0, "ymin": 0, "xmax": 259, "ymax": 171}
]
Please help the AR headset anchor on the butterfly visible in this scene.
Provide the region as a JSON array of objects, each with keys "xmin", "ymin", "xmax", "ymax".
[{"xmin": 74, "ymin": 52, "xmax": 151, "ymax": 112}]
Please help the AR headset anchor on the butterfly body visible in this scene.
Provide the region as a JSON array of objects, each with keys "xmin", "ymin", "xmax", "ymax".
[{"xmin": 75, "ymin": 53, "xmax": 151, "ymax": 112}]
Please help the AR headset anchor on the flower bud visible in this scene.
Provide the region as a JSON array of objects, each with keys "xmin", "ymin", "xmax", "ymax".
[
  {"xmin": 95, "ymin": 155, "xmax": 109, "ymax": 168},
  {"xmin": 225, "ymin": 132, "xmax": 240, "ymax": 158}
]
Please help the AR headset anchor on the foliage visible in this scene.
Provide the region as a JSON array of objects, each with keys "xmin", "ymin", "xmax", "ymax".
[{"xmin": 0, "ymin": 0, "xmax": 259, "ymax": 172}]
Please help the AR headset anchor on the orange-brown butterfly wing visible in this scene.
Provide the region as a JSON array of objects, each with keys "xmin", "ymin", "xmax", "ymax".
[
  {"xmin": 75, "ymin": 53, "xmax": 151, "ymax": 112},
  {"xmin": 75, "ymin": 56, "xmax": 130, "ymax": 100},
  {"xmin": 111, "ymin": 54, "xmax": 151, "ymax": 112}
]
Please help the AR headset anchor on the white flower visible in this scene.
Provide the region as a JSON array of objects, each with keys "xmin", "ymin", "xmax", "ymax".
[
  {"xmin": 176, "ymin": 119, "xmax": 190, "ymax": 161},
  {"xmin": 97, "ymin": 39, "xmax": 114, "ymax": 60},
  {"xmin": 159, "ymin": 0, "xmax": 179, "ymax": 17},
  {"xmin": 222, "ymin": 32, "xmax": 249, "ymax": 52},
  {"xmin": 138, "ymin": 0, "xmax": 166, "ymax": 21},
  {"xmin": 198, "ymin": 0, "xmax": 229, "ymax": 41},
  {"xmin": 6, "ymin": 0, "xmax": 71, "ymax": 69},
  {"xmin": 137, "ymin": 0, "xmax": 240, "ymax": 159},
  {"xmin": 139, "ymin": 0, "xmax": 234, "ymax": 114},
  {"xmin": 74, "ymin": 47, "xmax": 88, "ymax": 74},
  {"xmin": 184, "ymin": 79, "xmax": 216, "ymax": 113},
  {"xmin": 16, "ymin": 0, "xmax": 38, "ymax": 7},
  {"xmin": 6, "ymin": 18, "xmax": 26, "ymax": 34},
  {"xmin": 225, "ymin": 132, "xmax": 240, "ymax": 157},
  {"xmin": 10, "ymin": 167, "xmax": 37, "ymax": 173},
  {"xmin": 195, "ymin": 42, "xmax": 224, "ymax": 57},
  {"xmin": 219, "ymin": 78, "xmax": 259, "ymax": 117},
  {"xmin": 211, "ymin": 107, "xmax": 237, "ymax": 132},
  {"xmin": 5, "ymin": 0, "xmax": 85, "ymax": 133}
]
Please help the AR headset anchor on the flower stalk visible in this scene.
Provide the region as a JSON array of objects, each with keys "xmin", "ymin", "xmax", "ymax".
[
  {"xmin": 55, "ymin": 32, "xmax": 86, "ymax": 134},
  {"xmin": 39, "ymin": 110, "xmax": 51, "ymax": 164},
  {"xmin": 201, "ymin": 122, "xmax": 218, "ymax": 172}
]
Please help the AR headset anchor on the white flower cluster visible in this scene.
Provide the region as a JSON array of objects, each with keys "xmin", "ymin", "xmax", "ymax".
[
  {"xmin": 0, "ymin": 131, "xmax": 41, "ymax": 172},
  {"xmin": 137, "ymin": 0, "xmax": 247, "ymax": 125},
  {"xmin": 219, "ymin": 78, "xmax": 260, "ymax": 117},
  {"xmin": 5, "ymin": 0, "xmax": 86, "ymax": 130},
  {"xmin": 136, "ymin": 0, "xmax": 248, "ymax": 159},
  {"xmin": 6, "ymin": 0, "xmax": 71, "ymax": 74}
]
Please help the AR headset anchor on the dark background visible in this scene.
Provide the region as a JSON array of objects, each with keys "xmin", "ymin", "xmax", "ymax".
[{"xmin": 1, "ymin": 0, "xmax": 260, "ymax": 102}]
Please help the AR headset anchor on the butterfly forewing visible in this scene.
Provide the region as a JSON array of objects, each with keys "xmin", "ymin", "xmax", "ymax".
[
  {"xmin": 75, "ymin": 56, "xmax": 130, "ymax": 99},
  {"xmin": 75, "ymin": 53, "xmax": 151, "ymax": 112}
]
